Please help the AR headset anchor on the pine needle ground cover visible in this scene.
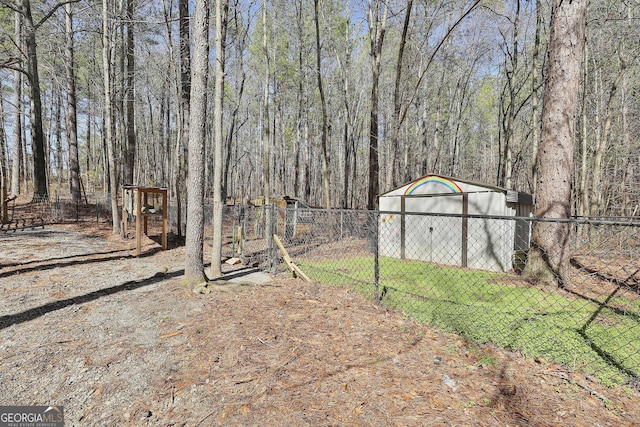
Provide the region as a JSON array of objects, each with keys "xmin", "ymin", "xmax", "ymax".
[{"xmin": 300, "ymin": 256, "xmax": 640, "ymax": 387}]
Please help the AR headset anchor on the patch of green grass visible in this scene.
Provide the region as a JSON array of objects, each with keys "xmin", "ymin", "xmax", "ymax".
[
  {"xmin": 300, "ymin": 256, "xmax": 640, "ymax": 387},
  {"xmin": 476, "ymin": 354, "xmax": 499, "ymax": 369}
]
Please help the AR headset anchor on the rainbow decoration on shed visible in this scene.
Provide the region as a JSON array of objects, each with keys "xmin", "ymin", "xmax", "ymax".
[{"xmin": 404, "ymin": 175, "xmax": 463, "ymax": 195}]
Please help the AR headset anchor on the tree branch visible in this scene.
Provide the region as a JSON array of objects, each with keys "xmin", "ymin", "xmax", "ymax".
[
  {"xmin": 0, "ymin": 0, "xmax": 20, "ymax": 14},
  {"xmin": 401, "ymin": 0, "xmax": 482, "ymax": 124},
  {"xmin": 34, "ymin": 0, "xmax": 82, "ymax": 30},
  {"xmin": 0, "ymin": 58, "xmax": 27, "ymax": 76}
]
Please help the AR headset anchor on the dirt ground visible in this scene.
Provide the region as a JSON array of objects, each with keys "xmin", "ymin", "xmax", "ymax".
[{"xmin": 1, "ymin": 222, "xmax": 639, "ymax": 426}]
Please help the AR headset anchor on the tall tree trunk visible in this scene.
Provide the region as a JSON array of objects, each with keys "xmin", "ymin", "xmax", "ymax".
[
  {"xmin": 11, "ymin": 11, "xmax": 22, "ymax": 196},
  {"xmin": 620, "ymin": 77, "xmax": 632, "ymax": 216},
  {"xmin": 386, "ymin": 0, "xmax": 412, "ymax": 191},
  {"xmin": 336, "ymin": 16, "xmax": 354, "ymax": 209},
  {"xmin": 65, "ymin": 3, "xmax": 81, "ymax": 203},
  {"xmin": 103, "ymin": 0, "xmax": 120, "ymax": 233},
  {"xmin": 221, "ymin": 5, "xmax": 247, "ymax": 201},
  {"xmin": 590, "ymin": 59, "xmax": 626, "ymax": 216},
  {"xmin": 528, "ymin": 0, "xmax": 587, "ymax": 287},
  {"xmin": 54, "ymin": 93, "xmax": 64, "ymax": 188},
  {"xmin": 222, "ymin": 33, "xmax": 246, "ymax": 203},
  {"xmin": 0, "ymin": 82, "xmax": 7, "ymax": 223},
  {"xmin": 366, "ymin": 0, "xmax": 387, "ymax": 210},
  {"xmin": 294, "ymin": 0, "xmax": 306, "ymax": 200},
  {"xmin": 497, "ymin": 0, "xmax": 520, "ymax": 189},
  {"xmin": 530, "ymin": 0, "xmax": 542, "ymax": 193},
  {"xmin": 21, "ymin": 0, "xmax": 48, "ymax": 201},
  {"xmin": 175, "ymin": 0, "xmax": 191, "ymax": 237},
  {"xmin": 314, "ymin": 0, "xmax": 332, "ymax": 215},
  {"xmin": 262, "ymin": 0, "xmax": 271, "ymax": 238},
  {"xmin": 578, "ymin": 42, "xmax": 589, "ymax": 218},
  {"xmin": 303, "ymin": 115, "xmax": 311, "ymax": 202},
  {"xmin": 222, "ymin": 75, "xmax": 245, "ymax": 202},
  {"xmin": 85, "ymin": 71, "xmax": 92, "ymax": 175},
  {"xmin": 210, "ymin": 0, "xmax": 228, "ymax": 278},
  {"xmin": 184, "ymin": 0, "xmax": 209, "ymax": 287},
  {"xmin": 431, "ymin": 70, "xmax": 444, "ymax": 174},
  {"xmin": 124, "ymin": 0, "xmax": 136, "ymax": 185}
]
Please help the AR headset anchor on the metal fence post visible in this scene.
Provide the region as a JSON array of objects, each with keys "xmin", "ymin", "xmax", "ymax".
[
  {"xmin": 241, "ymin": 204, "xmax": 247, "ymax": 264},
  {"xmin": 374, "ymin": 210, "xmax": 380, "ymax": 303},
  {"xmin": 268, "ymin": 203, "xmax": 276, "ymax": 273}
]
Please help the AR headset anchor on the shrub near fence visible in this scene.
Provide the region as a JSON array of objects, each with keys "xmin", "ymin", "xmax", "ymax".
[{"xmin": 232, "ymin": 206, "xmax": 640, "ymax": 388}]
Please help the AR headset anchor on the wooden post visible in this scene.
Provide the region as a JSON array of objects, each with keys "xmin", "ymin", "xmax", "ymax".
[
  {"xmin": 273, "ymin": 234, "xmax": 311, "ymax": 281},
  {"xmin": 143, "ymin": 190, "xmax": 149, "ymax": 235},
  {"xmin": 135, "ymin": 187, "xmax": 142, "ymax": 255},
  {"xmin": 1, "ymin": 177, "xmax": 7, "ymax": 224},
  {"xmin": 162, "ymin": 189, "xmax": 168, "ymax": 250},
  {"xmin": 121, "ymin": 187, "xmax": 128, "ymax": 237}
]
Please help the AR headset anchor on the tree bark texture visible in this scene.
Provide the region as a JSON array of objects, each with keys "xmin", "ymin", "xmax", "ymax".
[
  {"xmin": 103, "ymin": 0, "xmax": 119, "ymax": 234},
  {"xmin": 124, "ymin": 0, "xmax": 136, "ymax": 186},
  {"xmin": 210, "ymin": 0, "xmax": 228, "ymax": 278},
  {"xmin": 184, "ymin": 0, "xmax": 209, "ymax": 287},
  {"xmin": 314, "ymin": 0, "xmax": 332, "ymax": 215},
  {"xmin": 21, "ymin": 0, "xmax": 48, "ymax": 201},
  {"xmin": 11, "ymin": 10, "xmax": 22, "ymax": 196},
  {"xmin": 367, "ymin": 0, "xmax": 387, "ymax": 210},
  {"xmin": 386, "ymin": 0, "xmax": 412, "ymax": 191},
  {"xmin": 530, "ymin": 0, "xmax": 587, "ymax": 287},
  {"xmin": 175, "ymin": 0, "xmax": 191, "ymax": 237},
  {"xmin": 0, "ymin": 83, "xmax": 7, "ymax": 223},
  {"xmin": 65, "ymin": 3, "xmax": 81, "ymax": 203}
]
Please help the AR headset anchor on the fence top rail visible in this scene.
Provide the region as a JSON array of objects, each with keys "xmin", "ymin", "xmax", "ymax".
[
  {"xmin": 377, "ymin": 210, "xmax": 640, "ymax": 226},
  {"xmin": 263, "ymin": 205, "xmax": 640, "ymax": 227}
]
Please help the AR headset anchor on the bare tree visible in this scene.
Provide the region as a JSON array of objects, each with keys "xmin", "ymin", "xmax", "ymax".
[
  {"xmin": 222, "ymin": 0, "xmax": 250, "ymax": 202},
  {"xmin": 314, "ymin": 0, "xmax": 331, "ymax": 213},
  {"xmin": 65, "ymin": 2, "xmax": 81, "ymax": 203},
  {"xmin": 5, "ymin": 0, "xmax": 74, "ymax": 200},
  {"xmin": 589, "ymin": 56, "xmax": 627, "ymax": 216},
  {"xmin": 175, "ymin": 0, "xmax": 191, "ymax": 237},
  {"xmin": 386, "ymin": 0, "xmax": 413, "ymax": 190},
  {"xmin": 123, "ymin": 0, "xmax": 136, "ymax": 185},
  {"xmin": 261, "ymin": 0, "xmax": 271, "ymax": 237},
  {"xmin": 0, "ymin": 82, "xmax": 8, "ymax": 223},
  {"xmin": 211, "ymin": 0, "xmax": 229, "ymax": 278},
  {"xmin": 21, "ymin": 0, "xmax": 46, "ymax": 200},
  {"xmin": 530, "ymin": 0, "xmax": 543, "ymax": 193},
  {"xmin": 528, "ymin": 0, "xmax": 587, "ymax": 287},
  {"xmin": 366, "ymin": 0, "xmax": 387, "ymax": 210},
  {"xmin": 497, "ymin": 0, "xmax": 521, "ymax": 190},
  {"xmin": 103, "ymin": 0, "xmax": 119, "ymax": 234},
  {"xmin": 184, "ymin": 0, "xmax": 209, "ymax": 287},
  {"xmin": 11, "ymin": 10, "xmax": 22, "ymax": 196},
  {"xmin": 0, "ymin": 0, "xmax": 82, "ymax": 200}
]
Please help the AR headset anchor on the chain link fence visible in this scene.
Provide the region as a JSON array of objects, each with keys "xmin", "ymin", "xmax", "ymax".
[
  {"xmin": 1, "ymin": 192, "xmax": 114, "ymax": 230},
  {"xmin": 4, "ymin": 195, "xmax": 639, "ymax": 387},
  {"xmin": 224, "ymin": 205, "xmax": 640, "ymax": 388}
]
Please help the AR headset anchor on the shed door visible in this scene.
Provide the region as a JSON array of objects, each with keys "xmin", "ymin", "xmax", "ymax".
[{"xmin": 404, "ymin": 195, "xmax": 463, "ymax": 266}]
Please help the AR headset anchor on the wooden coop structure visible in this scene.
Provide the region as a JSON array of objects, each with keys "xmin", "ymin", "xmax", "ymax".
[
  {"xmin": 122, "ymin": 186, "xmax": 168, "ymax": 255},
  {"xmin": 254, "ymin": 196, "xmax": 313, "ymax": 239}
]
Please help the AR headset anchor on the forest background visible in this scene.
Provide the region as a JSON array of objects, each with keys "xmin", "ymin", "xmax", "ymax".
[{"xmin": 0, "ymin": 0, "xmax": 637, "ymax": 278}]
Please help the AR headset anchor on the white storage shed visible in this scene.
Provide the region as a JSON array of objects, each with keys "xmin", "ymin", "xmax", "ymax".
[{"xmin": 378, "ymin": 174, "xmax": 534, "ymax": 272}]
